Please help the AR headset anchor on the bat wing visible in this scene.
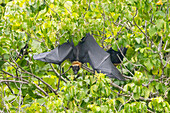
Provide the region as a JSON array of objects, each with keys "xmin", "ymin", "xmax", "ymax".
[
  {"xmin": 33, "ymin": 41, "xmax": 73, "ymax": 64},
  {"xmin": 107, "ymin": 47, "xmax": 127, "ymax": 64},
  {"xmin": 78, "ymin": 33, "xmax": 125, "ymax": 80}
]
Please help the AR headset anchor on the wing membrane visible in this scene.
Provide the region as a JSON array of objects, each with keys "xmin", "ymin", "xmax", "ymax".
[
  {"xmin": 79, "ymin": 33, "xmax": 125, "ymax": 80},
  {"xmin": 33, "ymin": 42, "xmax": 73, "ymax": 64}
]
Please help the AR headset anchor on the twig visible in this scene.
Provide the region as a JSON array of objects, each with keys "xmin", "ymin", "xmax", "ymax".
[
  {"xmin": 117, "ymin": 55, "xmax": 134, "ymax": 77},
  {"xmin": 118, "ymin": 95, "xmax": 132, "ymax": 111},
  {"xmin": 57, "ymin": 65, "xmax": 61, "ymax": 91},
  {"xmin": 2, "ymin": 70, "xmax": 48, "ymax": 96},
  {"xmin": 133, "ymin": 7, "xmax": 149, "ymax": 39},
  {"xmin": 122, "ymin": 74, "xmax": 133, "ymax": 80},
  {"xmin": 61, "ymin": 66, "xmax": 71, "ymax": 81},
  {"xmin": 109, "ymin": 14, "xmax": 130, "ymax": 31},
  {"xmin": 108, "ymin": 15, "xmax": 144, "ymax": 68},
  {"xmin": 163, "ymin": 40, "xmax": 169, "ymax": 50},
  {"xmin": 22, "ymin": 71, "xmax": 58, "ymax": 95},
  {"xmin": 82, "ymin": 64, "xmax": 94, "ymax": 74},
  {"xmin": 32, "ymin": 82, "xmax": 49, "ymax": 97},
  {"xmin": 112, "ymin": 89, "xmax": 152, "ymax": 101},
  {"xmin": 88, "ymin": 0, "xmax": 91, "ymax": 10},
  {"xmin": 50, "ymin": 64, "xmax": 67, "ymax": 83},
  {"xmin": 2, "ymin": 70, "xmax": 29, "ymax": 83},
  {"xmin": 99, "ymin": 5, "xmax": 106, "ymax": 48},
  {"xmin": 10, "ymin": 57, "xmax": 58, "ymax": 95},
  {"xmin": 0, "ymin": 80, "xmax": 28, "ymax": 84},
  {"xmin": 35, "ymin": 11, "xmax": 39, "ymax": 20},
  {"xmin": 63, "ymin": 3, "xmax": 72, "ymax": 14},
  {"xmin": 147, "ymin": 109, "xmax": 155, "ymax": 113},
  {"xmin": 150, "ymin": 14, "xmax": 155, "ymax": 25},
  {"xmin": 1, "ymin": 84, "xmax": 10, "ymax": 113},
  {"xmin": 110, "ymin": 81, "xmax": 124, "ymax": 91},
  {"xmin": 145, "ymin": 20, "xmax": 149, "ymax": 47},
  {"xmin": 43, "ymin": 0, "xmax": 61, "ymax": 21},
  {"xmin": 5, "ymin": 82, "xmax": 15, "ymax": 95},
  {"xmin": 115, "ymin": 23, "xmax": 125, "ymax": 39}
]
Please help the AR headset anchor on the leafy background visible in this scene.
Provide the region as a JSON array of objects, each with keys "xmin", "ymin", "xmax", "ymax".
[{"xmin": 0, "ymin": 0, "xmax": 170, "ymax": 112}]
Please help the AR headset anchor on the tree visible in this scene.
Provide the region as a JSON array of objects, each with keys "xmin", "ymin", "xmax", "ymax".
[{"xmin": 0, "ymin": 0, "xmax": 169, "ymax": 112}]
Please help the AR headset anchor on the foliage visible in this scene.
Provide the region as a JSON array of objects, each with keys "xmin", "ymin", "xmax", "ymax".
[{"xmin": 0, "ymin": 0, "xmax": 169, "ymax": 112}]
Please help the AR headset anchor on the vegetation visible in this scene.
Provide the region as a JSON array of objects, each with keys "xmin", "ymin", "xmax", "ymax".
[{"xmin": 0, "ymin": 0, "xmax": 169, "ymax": 112}]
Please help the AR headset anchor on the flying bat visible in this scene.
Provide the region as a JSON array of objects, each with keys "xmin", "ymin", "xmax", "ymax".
[
  {"xmin": 33, "ymin": 33, "xmax": 125, "ymax": 80},
  {"xmin": 107, "ymin": 47, "xmax": 127, "ymax": 66}
]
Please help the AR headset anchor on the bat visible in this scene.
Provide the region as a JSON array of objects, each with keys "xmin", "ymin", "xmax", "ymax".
[
  {"xmin": 107, "ymin": 47, "xmax": 127, "ymax": 66},
  {"xmin": 33, "ymin": 33, "xmax": 125, "ymax": 81}
]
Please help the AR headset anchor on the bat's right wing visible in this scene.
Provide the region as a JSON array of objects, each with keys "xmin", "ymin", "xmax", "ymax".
[
  {"xmin": 107, "ymin": 47, "xmax": 127, "ymax": 64},
  {"xmin": 33, "ymin": 41, "xmax": 73, "ymax": 65},
  {"xmin": 78, "ymin": 33, "xmax": 125, "ymax": 80}
]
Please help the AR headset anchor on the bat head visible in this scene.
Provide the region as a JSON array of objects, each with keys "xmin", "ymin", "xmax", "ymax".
[
  {"xmin": 72, "ymin": 65, "xmax": 80, "ymax": 74},
  {"xmin": 71, "ymin": 61, "xmax": 82, "ymax": 75}
]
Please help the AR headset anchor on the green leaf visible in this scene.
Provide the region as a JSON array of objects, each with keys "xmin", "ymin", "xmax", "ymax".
[
  {"xmin": 0, "ymin": 47, "xmax": 7, "ymax": 55},
  {"xmin": 123, "ymin": 83, "xmax": 135, "ymax": 92},
  {"xmin": 165, "ymin": 48, "xmax": 170, "ymax": 52},
  {"xmin": 84, "ymin": 97, "xmax": 89, "ymax": 103},
  {"xmin": 144, "ymin": 88, "xmax": 150, "ymax": 99},
  {"xmin": 148, "ymin": 102, "xmax": 152, "ymax": 109},
  {"xmin": 95, "ymin": 106, "xmax": 100, "ymax": 112},
  {"xmin": 37, "ymin": 98, "xmax": 45, "ymax": 105},
  {"xmin": 155, "ymin": 11, "xmax": 165, "ymax": 18},
  {"xmin": 133, "ymin": 85, "xmax": 138, "ymax": 93},
  {"xmin": 156, "ymin": 97, "xmax": 164, "ymax": 103},
  {"xmin": 3, "ymin": 54, "xmax": 10, "ymax": 60},
  {"xmin": 135, "ymin": 38, "xmax": 141, "ymax": 44},
  {"xmin": 149, "ymin": 26, "xmax": 156, "ymax": 37},
  {"xmin": 133, "ymin": 92, "xmax": 140, "ymax": 100},
  {"xmin": 43, "ymin": 76, "xmax": 56, "ymax": 87},
  {"xmin": 4, "ymin": 95, "xmax": 16, "ymax": 101},
  {"xmin": 0, "ymin": 60, "xmax": 5, "ymax": 69},
  {"xmin": 156, "ymin": 19, "xmax": 164, "ymax": 29},
  {"xmin": 117, "ymin": 97, "xmax": 125, "ymax": 104},
  {"xmin": 101, "ymin": 105, "xmax": 108, "ymax": 113},
  {"xmin": 144, "ymin": 59, "xmax": 153, "ymax": 71}
]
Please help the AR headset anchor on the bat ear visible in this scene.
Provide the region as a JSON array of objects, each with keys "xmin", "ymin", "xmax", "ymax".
[
  {"xmin": 81, "ymin": 33, "xmax": 92, "ymax": 42},
  {"xmin": 108, "ymin": 47, "xmax": 113, "ymax": 51},
  {"xmin": 86, "ymin": 33, "xmax": 91, "ymax": 37},
  {"xmin": 120, "ymin": 45, "xmax": 123, "ymax": 50},
  {"xmin": 122, "ymin": 47, "xmax": 128, "ymax": 55},
  {"xmin": 67, "ymin": 39, "xmax": 74, "ymax": 47},
  {"xmin": 81, "ymin": 37, "xmax": 86, "ymax": 42},
  {"xmin": 81, "ymin": 33, "xmax": 90, "ymax": 42}
]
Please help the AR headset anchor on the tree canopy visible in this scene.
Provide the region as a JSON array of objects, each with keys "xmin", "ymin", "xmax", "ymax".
[{"xmin": 0, "ymin": 0, "xmax": 170, "ymax": 112}]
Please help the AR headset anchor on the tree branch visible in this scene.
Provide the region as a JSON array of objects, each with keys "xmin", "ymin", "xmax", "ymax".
[
  {"xmin": 0, "ymin": 80, "xmax": 28, "ymax": 84},
  {"xmin": 9, "ymin": 57, "xmax": 58, "ymax": 95},
  {"xmin": 50, "ymin": 64, "xmax": 67, "ymax": 83},
  {"xmin": 133, "ymin": 7, "xmax": 149, "ymax": 39},
  {"xmin": 2, "ymin": 70, "xmax": 49, "ymax": 96},
  {"xmin": 43, "ymin": 0, "xmax": 61, "ymax": 21}
]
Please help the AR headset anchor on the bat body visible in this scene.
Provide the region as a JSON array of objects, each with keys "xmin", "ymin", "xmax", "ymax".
[
  {"xmin": 33, "ymin": 33, "xmax": 125, "ymax": 80},
  {"xmin": 107, "ymin": 47, "xmax": 127, "ymax": 65}
]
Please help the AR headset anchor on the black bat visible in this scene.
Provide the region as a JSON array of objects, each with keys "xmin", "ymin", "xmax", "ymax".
[
  {"xmin": 107, "ymin": 47, "xmax": 127, "ymax": 65},
  {"xmin": 33, "ymin": 33, "xmax": 125, "ymax": 80}
]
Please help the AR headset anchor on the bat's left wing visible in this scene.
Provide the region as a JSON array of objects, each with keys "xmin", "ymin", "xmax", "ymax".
[
  {"xmin": 78, "ymin": 33, "xmax": 125, "ymax": 80},
  {"xmin": 33, "ymin": 41, "xmax": 73, "ymax": 65}
]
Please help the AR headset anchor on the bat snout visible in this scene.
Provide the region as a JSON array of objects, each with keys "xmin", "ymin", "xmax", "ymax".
[{"xmin": 74, "ymin": 71, "xmax": 78, "ymax": 75}]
